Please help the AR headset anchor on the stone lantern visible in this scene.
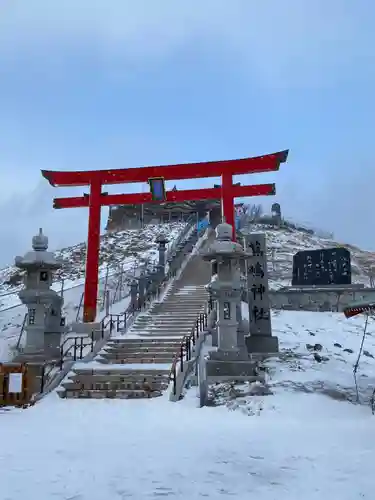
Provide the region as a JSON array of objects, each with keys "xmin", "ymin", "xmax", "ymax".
[
  {"xmin": 150, "ymin": 267, "xmax": 160, "ymax": 295},
  {"xmin": 129, "ymin": 278, "xmax": 138, "ymax": 311},
  {"xmin": 15, "ymin": 228, "xmax": 66, "ymax": 359},
  {"xmin": 137, "ymin": 271, "xmax": 147, "ymax": 309},
  {"xmin": 168, "ymin": 251, "xmax": 178, "ymax": 276},
  {"xmin": 201, "ymin": 222, "xmax": 256, "ymax": 380},
  {"xmin": 156, "ymin": 233, "xmax": 168, "ymax": 277}
]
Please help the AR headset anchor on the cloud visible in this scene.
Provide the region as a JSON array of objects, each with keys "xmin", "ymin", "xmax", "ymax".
[
  {"xmin": 0, "ymin": 0, "xmax": 374, "ymax": 265},
  {"xmin": 1, "ymin": 0, "xmax": 373, "ymax": 87},
  {"xmin": 0, "ymin": 179, "xmax": 94, "ymax": 266}
]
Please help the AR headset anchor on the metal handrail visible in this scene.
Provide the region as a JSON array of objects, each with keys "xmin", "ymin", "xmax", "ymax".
[{"xmin": 169, "ymin": 311, "xmax": 208, "ymax": 396}]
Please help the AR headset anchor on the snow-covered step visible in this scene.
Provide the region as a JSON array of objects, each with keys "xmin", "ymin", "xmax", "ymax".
[
  {"xmin": 98, "ymin": 356, "xmax": 175, "ymax": 365},
  {"xmin": 151, "ymin": 307, "xmax": 205, "ymax": 312},
  {"xmin": 108, "ymin": 337, "xmax": 182, "ymax": 345},
  {"xmin": 133, "ymin": 317, "xmax": 198, "ymax": 325},
  {"xmin": 130, "ymin": 326, "xmax": 192, "ymax": 333},
  {"xmin": 157, "ymin": 306, "xmax": 207, "ymax": 311},
  {"xmin": 58, "ymin": 365, "xmax": 171, "ymax": 399},
  {"xmin": 61, "ymin": 378, "xmax": 168, "ymax": 393},
  {"xmin": 104, "ymin": 345, "xmax": 180, "ymax": 353},
  {"xmin": 163, "ymin": 294, "xmax": 208, "ymax": 299},
  {"xmin": 96, "ymin": 337, "xmax": 180, "ymax": 364},
  {"xmin": 68, "ymin": 372, "xmax": 169, "ymax": 383},
  {"xmin": 132, "ymin": 332, "xmax": 188, "ymax": 338},
  {"xmin": 60, "ymin": 388, "xmax": 163, "ymax": 399},
  {"xmin": 73, "ymin": 366, "xmax": 171, "ymax": 377}
]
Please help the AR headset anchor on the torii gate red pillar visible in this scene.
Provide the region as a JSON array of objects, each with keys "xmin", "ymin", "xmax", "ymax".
[
  {"xmin": 42, "ymin": 150, "xmax": 288, "ymax": 322},
  {"xmin": 85, "ymin": 179, "xmax": 102, "ymax": 322},
  {"xmin": 222, "ymin": 172, "xmax": 235, "ymax": 228}
]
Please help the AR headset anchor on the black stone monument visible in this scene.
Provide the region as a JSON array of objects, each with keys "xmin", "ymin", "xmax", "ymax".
[{"xmin": 292, "ymin": 247, "xmax": 351, "ymax": 286}]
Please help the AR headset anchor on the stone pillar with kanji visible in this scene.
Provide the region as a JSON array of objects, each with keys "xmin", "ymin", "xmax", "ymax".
[{"xmin": 243, "ymin": 233, "xmax": 279, "ymax": 354}]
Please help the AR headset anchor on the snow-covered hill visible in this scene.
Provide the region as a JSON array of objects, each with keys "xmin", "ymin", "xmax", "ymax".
[
  {"xmin": 0, "ymin": 222, "xmax": 186, "ymax": 298},
  {"xmin": 0, "ymin": 222, "xmax": 186, "ymax": 361},
  {"xmin": 244, "ymin": 223, "xmax": 375, "ymax": 289}
]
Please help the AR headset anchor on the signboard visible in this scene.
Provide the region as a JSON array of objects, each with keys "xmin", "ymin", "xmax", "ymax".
[
  {"xmin": 292, "ymin": 247, "xmax": 351, "ymax": 286},
  {"xmin": 243, "ymin": 233, "xmax": 272, "ymax": 336},
  {"xmin": 0, "ymin": 363, "xmax": 30, "ymax": 407},
  {"xmin": 271, "ymin": 203, "xmax": 281, "ymax": 216},
  {"xmin": 148, "ymin": 177, "xmax": 166, "ymax": 201}
]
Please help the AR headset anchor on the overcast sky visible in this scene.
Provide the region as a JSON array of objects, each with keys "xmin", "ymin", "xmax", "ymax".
[{"xmin": 0, "ymin": 0, "xmax": 374, "ymax": 266}]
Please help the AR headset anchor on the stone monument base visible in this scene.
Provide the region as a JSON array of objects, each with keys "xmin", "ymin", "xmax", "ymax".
[
  {"xmin": 245, "ymin": 334, "xmax": 279, "ymax": 355},
  {"xmin": 14, "ymin": 350, "xmax": 59, "ymax": 364},
  {"xmin": 208, "ymin": 349, "xmax": 252, "ymax": 362},
  {"xmin": 71, "ymin": 321, "xmax": 102, "ymax": 340},
  {"xmin": 45, "ymin": 333, "xmax": 62, "ymax": 358},
  {"xmin": 206, "ymin": 349, "xmax": 258, "ymax": 382}
]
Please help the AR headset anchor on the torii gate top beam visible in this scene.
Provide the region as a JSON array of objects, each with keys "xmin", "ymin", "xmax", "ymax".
[{"xmin": 41, "ymin": 150, "xmax": 289, "ymax": 187}]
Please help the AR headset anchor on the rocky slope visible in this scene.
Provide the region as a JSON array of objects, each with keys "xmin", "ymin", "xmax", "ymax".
[{"xmin": 0, "ymin": 222, "xmax": 186, "ymax": 298}]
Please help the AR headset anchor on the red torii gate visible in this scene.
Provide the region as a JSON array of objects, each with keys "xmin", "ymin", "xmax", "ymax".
[{"xmin": 41, "ymin": 150, "xmax": 288, "ymax": 322}]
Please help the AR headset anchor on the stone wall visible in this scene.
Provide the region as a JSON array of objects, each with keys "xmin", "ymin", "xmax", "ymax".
[{"xmin": 244, "ymin": 287, "xmax": 375, "ymax": 312}]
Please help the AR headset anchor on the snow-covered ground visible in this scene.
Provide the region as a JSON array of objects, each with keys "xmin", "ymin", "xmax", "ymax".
[
  {"xmin": 0, "ymin": 222, "xmax": 186, "ymax": 362},
  {"xmin": 2, "ymin": 221, "xmax": 375, "ymax": 499},
  {"xmin": 1, "ymin": 390, "xmax": 374, "ymax": 500},
  {"xmin": 211, "ymin": 305, "xmax": 375, "ymax": 410},
  {"xmin": 1, "ymin": 307, "xmax": 375, "ymax": 499}
]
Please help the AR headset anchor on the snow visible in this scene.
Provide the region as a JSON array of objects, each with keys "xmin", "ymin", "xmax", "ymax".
[
  {"xmin": 175, "ymin": 285, "xmax": 199, "ymax": 295},
  {"xmin": 242, "ymin": 305, "xmax": 375, "ymax": 405},
  {"xmin": 2, "ymin": 223, "xmax": 375, "ymax": 498},
  {"xmin": 73, "ymin": 360, "xmax": 172, "ymax": 371},
  {"xmin": 1, "ymin": 307, "xmax": 375, "ymax": 498},
  {"xmin": 112, "ymin": 333, "xmax": 182, "ymax": 340},
  {"xmin": 0, "ymin": 382, "xmax": 375, "ymax": 499}
]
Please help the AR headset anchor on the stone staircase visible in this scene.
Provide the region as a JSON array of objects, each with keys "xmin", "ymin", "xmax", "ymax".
[{"xmin": 58, "ymin": 242, "xmax": 213, "ymax": 400}]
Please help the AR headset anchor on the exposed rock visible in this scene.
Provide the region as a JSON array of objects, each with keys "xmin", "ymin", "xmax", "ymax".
[
  {"xmin": 313, "ymin": 353, "xmax": 329, "ymax": 363},
  {"xmin": 306, "ymin": 343, "xmax": 323, "ymax": 352},
  {"xmin": 363, "ymin": 350, "xmax": 374, "ymax": 359}
]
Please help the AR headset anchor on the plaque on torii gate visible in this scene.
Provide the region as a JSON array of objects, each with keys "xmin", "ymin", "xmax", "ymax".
[{"xmin": 41, "ymin": 150, "xmax": 288, "ymax": 322}]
